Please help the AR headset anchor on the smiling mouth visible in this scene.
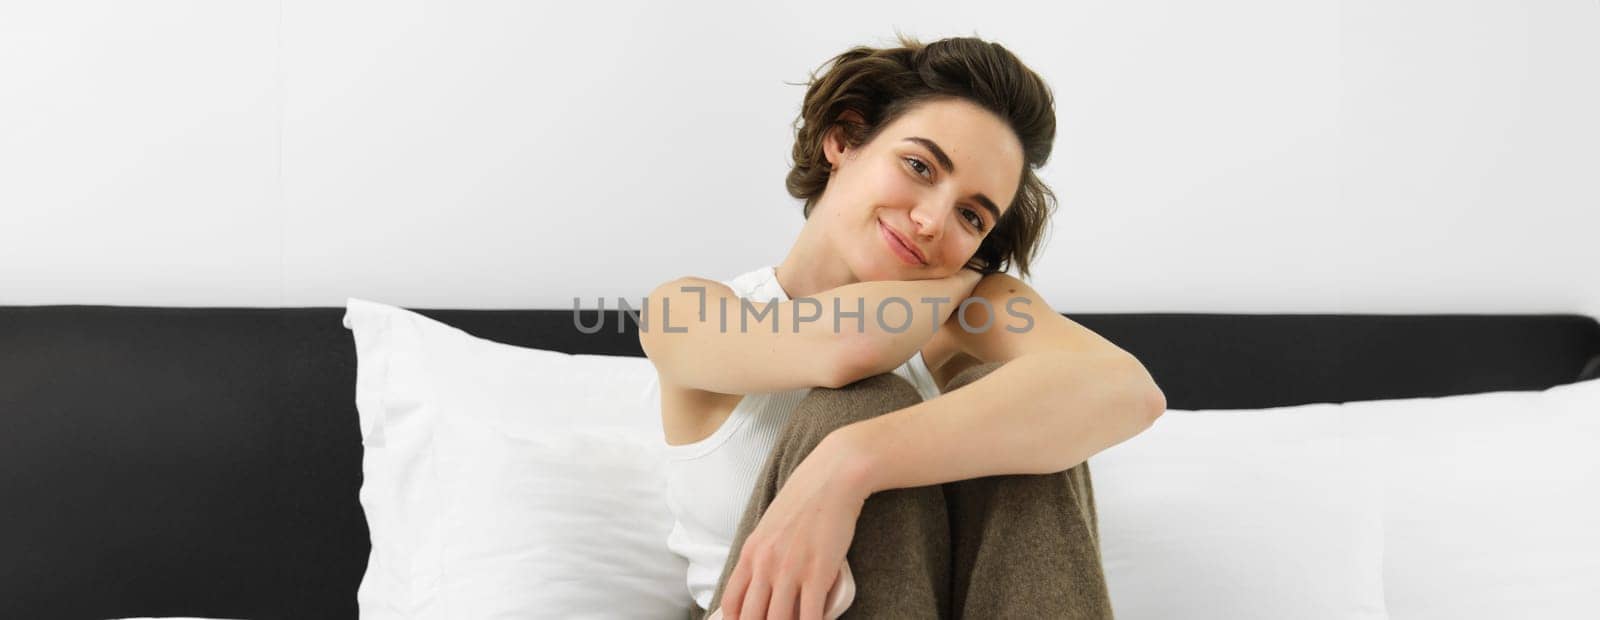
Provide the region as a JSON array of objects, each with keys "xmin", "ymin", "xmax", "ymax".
[{"xmin": 879, "ymin": 219, "xmax": 926, "ymax": 266}]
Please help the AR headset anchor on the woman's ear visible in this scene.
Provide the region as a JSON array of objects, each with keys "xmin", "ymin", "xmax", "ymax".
[{"xmin": 824, "ymin": 109, "xmax": 867, "ymax": 171}]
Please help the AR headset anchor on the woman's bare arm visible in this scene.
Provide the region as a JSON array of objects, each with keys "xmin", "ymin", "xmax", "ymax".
[{"xmin": 638, "ymin": 269, "xmax": 981, "ymax": 395}]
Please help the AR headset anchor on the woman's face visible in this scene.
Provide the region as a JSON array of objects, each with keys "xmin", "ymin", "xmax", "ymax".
[{"xmin": 818, "ymin": 98, "xmax": 1025, "ymax": 282}]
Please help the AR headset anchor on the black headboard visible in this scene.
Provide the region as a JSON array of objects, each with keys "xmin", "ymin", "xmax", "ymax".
[{"xmin": 2, "ymin": 305, "xmax": 1596, "ymax": 620}]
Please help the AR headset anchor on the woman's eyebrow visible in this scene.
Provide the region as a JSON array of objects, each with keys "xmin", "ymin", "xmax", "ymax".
[
  {"xmin": 902, "ymin": 136, "xmax": 1002, "ymax": 223},
  {"xmin": 903, "ymin": 136, "xmax": 958, "ymax": 174}
]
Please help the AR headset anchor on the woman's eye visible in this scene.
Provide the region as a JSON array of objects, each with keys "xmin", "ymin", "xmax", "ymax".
[
  {"xmin": 962, "ymin": 209, "xmax": 986, "ymax": 232},
  {"xmin": 904, "ymin": 157, "xmax": 932, "ymax": 178}
]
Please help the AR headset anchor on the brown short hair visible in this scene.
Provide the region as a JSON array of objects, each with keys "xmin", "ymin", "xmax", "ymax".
[{"xmin": 786, "ymin": 32, "xmax": 1058, "ymax": 279}]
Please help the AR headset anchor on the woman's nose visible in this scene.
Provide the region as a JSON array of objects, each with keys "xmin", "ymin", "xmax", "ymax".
[{"xmin": 910, "ymin": 208, "xmax": 941, "ymax": 239}]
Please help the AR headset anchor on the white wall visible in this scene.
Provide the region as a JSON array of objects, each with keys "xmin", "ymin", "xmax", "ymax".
[{"xmin": 2, "ymin": 0, "xmax": 1596, "ymax": 315}]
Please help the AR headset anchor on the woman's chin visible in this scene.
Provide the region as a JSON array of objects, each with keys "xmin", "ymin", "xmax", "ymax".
[
  {"xmin": 867, "ymin": 263, "xmax": 908, "ymax": 282},
  {"xmin": 853, "ymin": 253, "xmax": 928, "ymax": 282},
  {"xmin": 869, "ymin": 267, "xmax": 933, "ymax": 282}
]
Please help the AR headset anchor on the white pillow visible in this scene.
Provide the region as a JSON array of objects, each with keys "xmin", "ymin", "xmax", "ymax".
[
  {"xmin": 1092, "ymin": 402, "xmax": 1389, "ymax": 620},
  {"xmin": 1094, "ymin": 377, "xmax": 1600, "ymax": 620},
  {"xmin": 342, "ymin": 298, "xmax": 691, "ymax": 619},
  {"xmin": 1342, "ymin": 377, "xmax": 1600, "ymax": 619}
]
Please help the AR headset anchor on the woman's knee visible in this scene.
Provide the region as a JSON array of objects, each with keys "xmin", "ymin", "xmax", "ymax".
[
  {"xmin": 944, "ymin": 360, "xmax": 1006, "ymax": 394},
  {"xmin": 785, "ymin": 371, "xmax": 923, "ymax": 438}
]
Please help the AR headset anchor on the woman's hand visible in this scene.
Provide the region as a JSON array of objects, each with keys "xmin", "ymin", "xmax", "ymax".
[
  {"xmin": 954, "ymin": 264, "xmax": 984, "ymax": 294},
  {"xmin": 933, "ymin": 266, "xmax": 985, "ymax": 320},
  {"xmin": 718, "ymin": 436, "xmax": 872, "ymax": 620}
]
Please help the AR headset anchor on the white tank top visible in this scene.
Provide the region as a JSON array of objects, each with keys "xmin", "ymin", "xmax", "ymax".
[{"xmin": 651, "ymin": 265, "xmax": 943, "ymax": 612}]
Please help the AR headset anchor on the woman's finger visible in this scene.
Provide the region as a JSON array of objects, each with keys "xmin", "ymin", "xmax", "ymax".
[
  {"xmin": 720, "ymin": 555, "xmax": 753, "ymax": 620},
  {"xmin": 740, "ymin": 576, "xmax": 773, "ymax": 620},
  {"xmin": 798, "ymin": 578, "xmax": 826, "ymax": 620},
  {"xmin": 766, "ymin": 576, "xmax": 799, "ymax": 620}
]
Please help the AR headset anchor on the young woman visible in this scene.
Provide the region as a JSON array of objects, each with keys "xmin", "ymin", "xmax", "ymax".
[{"xmin": 639, "ymin": 33, "xmax": 1167, "ymax": 620}]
